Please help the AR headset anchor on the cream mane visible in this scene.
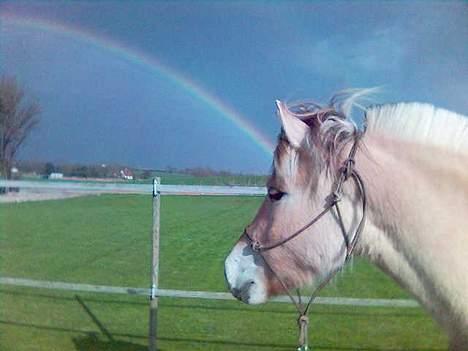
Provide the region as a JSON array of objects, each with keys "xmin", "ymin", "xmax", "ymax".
[
  {"xmin": 288, "ymin": 89, "xmax": 468, "ymax": 163},
  {"xmin": 282, "ymin": 91, "xmax": 468, "ymax": 176},
  {"xmin": 365, "ymin": 102, "xmax": 468, "ymax": 154}
]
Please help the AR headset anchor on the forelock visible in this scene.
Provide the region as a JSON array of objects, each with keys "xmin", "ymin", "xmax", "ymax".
[
  {"xmin": 283, "ymin": 90, "xmax": 366, "ymax": 172},
  {"xmin": 273, "ymin": 135, "xmax": 319, "ymax": 187}
]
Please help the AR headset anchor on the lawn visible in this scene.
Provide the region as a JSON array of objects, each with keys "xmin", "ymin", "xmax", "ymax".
[{"xmin": 0, "ymin": 195, "xmax": 447, "ymax": 350}]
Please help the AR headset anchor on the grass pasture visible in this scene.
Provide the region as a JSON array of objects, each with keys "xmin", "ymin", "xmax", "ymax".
[{"xmin": 0, "ymin": 195, "xmax": 447, "ymax": 350}]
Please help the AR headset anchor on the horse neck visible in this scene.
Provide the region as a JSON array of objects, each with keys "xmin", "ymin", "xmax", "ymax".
[{"xmin": 353, "ymin": 132, "xmax": 468, "ymax": 338}]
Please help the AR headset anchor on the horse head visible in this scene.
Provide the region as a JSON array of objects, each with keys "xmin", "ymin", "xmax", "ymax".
[{"xmin": 225, "ymin": 97, "xmax": 364, "ymax": 304}]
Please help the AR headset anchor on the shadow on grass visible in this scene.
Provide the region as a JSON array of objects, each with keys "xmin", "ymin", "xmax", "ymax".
[
  {"xmin": 0, "ymin": 318, "xmax": 145, "ymax": 339},
  {"xmin": 72, "ymin": 295, "xmax": 149, "ymax": 350},
  {"xmin": 72, "ymin": 333, "xmax": 146, "ymax": 351},
  {"xmin": 159, "ymin": 302, "xmax": 427, "ymax": 319},
  {"xmin": 0, "ymin": 320, "xmax": 445, "ymax": 351},
  {"xmin": 0, "ymin": 288, "xmax": 426, "ymax": 318},
  {"xmin": 0, "ymin": 290, "xmax": 445, "ymax": 351},
  {"xmin": 158, "ymin": 336, "xmax": 446, "ymax": 351}
]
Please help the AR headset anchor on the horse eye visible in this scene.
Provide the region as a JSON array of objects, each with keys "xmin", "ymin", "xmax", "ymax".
[{"xmin": 268, "ymin": 187, "xmax": 286, "ymax": 201}]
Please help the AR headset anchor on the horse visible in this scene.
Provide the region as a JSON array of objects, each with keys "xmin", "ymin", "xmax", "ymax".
[{"xmin": 224, "ymin": 90, "xmax": 468, "ymax": 350}]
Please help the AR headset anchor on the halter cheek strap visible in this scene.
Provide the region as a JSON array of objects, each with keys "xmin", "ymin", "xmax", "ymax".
[{"xmin": 243, "ymin": 135, "xmax": 367, "ymax": 350}]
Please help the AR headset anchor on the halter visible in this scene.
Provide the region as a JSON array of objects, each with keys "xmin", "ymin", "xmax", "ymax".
[{"xmin": 243, "ymin": 134, "xmax": 367, "ymax": 351}]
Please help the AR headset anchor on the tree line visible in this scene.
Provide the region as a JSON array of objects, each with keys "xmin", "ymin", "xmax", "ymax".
[{"xmin": 19, "ymin": 160, "xmax": 130, "ymax": 179}]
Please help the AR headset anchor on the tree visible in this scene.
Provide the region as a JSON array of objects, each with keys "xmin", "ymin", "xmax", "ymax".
[
  {"xmin": 141, "ymin": 169, "xmax": 152, "ymax": 179},
  {"xmin": 0, "ymin": 75, "xmax": 40, "ymax": 181}
]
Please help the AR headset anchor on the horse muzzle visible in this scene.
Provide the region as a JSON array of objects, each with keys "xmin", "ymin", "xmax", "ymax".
[{"xmin": 224, "ymin": 240, "xmax": 269, "ymax": 304}]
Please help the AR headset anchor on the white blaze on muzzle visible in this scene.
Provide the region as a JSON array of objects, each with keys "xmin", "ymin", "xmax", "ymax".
[{"xmin": 224, "ymin": 240, "xmax": 268, "ymax": 304}]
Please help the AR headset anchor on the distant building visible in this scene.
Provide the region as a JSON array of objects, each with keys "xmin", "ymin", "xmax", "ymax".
[
  {"xmin": 49, "ymin": 172, "xmax": 64, "ymax": 179},
  {"xmin": 120, "ymin": 168, "xmax": 134, "ymax": 180}
]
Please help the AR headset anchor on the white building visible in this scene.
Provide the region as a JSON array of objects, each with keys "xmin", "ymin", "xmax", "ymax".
[{"xmin": 49, "ymin": 172, "xmax": 64, "ymax": 179}]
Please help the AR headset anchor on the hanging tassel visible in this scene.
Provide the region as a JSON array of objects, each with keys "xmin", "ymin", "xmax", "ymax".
[{"xmin": 297, "ymin": 314, "xmax": 309, "ymax": 351}]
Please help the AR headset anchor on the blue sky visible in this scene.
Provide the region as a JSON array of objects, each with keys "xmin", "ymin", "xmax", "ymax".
[{"xmin": 1, "ymin": 1, "xmax": 467, "ymax": 173}]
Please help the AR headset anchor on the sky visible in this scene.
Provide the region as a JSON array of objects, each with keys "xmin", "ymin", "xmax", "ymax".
[{"xmin": 0, "ymin": 1, "xmax": 467, "ymax": 173}]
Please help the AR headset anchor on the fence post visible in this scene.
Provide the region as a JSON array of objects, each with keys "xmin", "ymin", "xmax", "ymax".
[{"xmin": 149, "ymin": 177, "xmax": 161, "ymax": 351}]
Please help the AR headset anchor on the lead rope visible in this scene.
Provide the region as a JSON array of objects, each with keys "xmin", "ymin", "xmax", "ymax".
[
  {"xmin": 298, "ymin": 315, "xmax": 309, "ymax": 350},
  {"xmin": 296, "ymin": 169, "xmax": 366, "ymax": 350}
]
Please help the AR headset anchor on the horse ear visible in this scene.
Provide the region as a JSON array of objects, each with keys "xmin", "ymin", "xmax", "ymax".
[{"xmin": 276, "ymin": 100, "xmax": 309, "ymax": 148}]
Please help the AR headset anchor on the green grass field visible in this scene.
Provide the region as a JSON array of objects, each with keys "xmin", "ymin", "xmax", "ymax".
[{"xmin": 0, "ymin": 195, "xmax": 447, "ymax": 350}]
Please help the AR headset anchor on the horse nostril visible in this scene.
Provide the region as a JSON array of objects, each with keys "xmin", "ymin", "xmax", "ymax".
[
  {"xmin": 231, "ymin": 288, "xmax": 242, "ymax": 299},
  {"xmin": 249, "ymin": 280, "xmax": 255, "ymax": 285}
]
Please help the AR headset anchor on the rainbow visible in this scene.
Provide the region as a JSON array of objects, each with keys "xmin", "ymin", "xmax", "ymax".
[{"xmin": 0, "ymin": 13, "xmax": 275, "ymax": 154}]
